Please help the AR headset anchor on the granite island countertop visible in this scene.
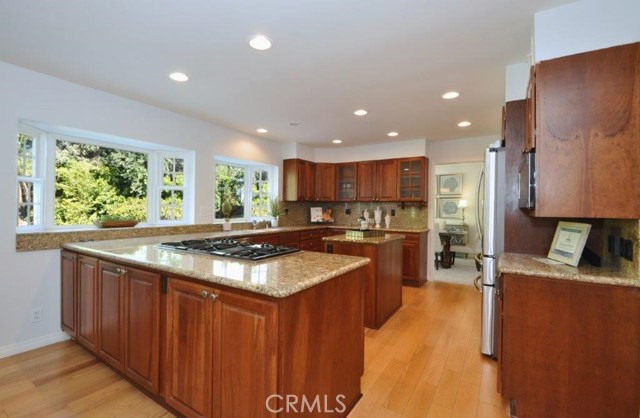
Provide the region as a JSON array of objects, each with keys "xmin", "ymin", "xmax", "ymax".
[
  {"xmin": 498, "ymin": 253, "xmax": 640, "ymax": 288},
  {"xmin": 63, "ymin": 233, "xmax": 370, "ymax": 298},
  {"xmin": 322, "ymin": 233, "xmax": 405, "ymax": 245}
]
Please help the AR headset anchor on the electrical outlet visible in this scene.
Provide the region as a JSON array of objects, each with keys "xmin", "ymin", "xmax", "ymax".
[
  {"xmin": 284, "ymin": 208, "xmax": 289, "ymax": 215},
  {"xmin": 608, "ymin": 235, "xmax": 616, "ymax": 254},
  {"xmin": 31, "ymin": 308, "xmax": 43, "ymax": 323},
  {"xmin": 623, "ymin": 239, "xmax": 634, "ymax": 261},
  {"xmin": 391, "ymin": 209, "xmax": 396, "ymax": 216},
  {"xmin": 345, "ymin": 208, "xmax": 351, "ymax": 215}
]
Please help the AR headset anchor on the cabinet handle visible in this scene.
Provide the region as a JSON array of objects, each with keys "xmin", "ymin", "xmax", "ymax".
[
  {"xmin": 117, "ymin": 268, "xmax": 127, "ymax": 276},
  {"xmin": 201, "ymin": 290, "xmax": 209, "ymax": 298},
  {"xmin": 209, "ymin": 293, "xmax": 219, "ymax": 302}
]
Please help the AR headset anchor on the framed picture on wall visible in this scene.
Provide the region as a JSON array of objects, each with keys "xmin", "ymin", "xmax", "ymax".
[
  {"xmin": 437, "ymin": 198, "xmax": 463, "ymax": 219},
  {"xmin": 438, "ymin": 173, "xmax": 463, "ymax": 195}
]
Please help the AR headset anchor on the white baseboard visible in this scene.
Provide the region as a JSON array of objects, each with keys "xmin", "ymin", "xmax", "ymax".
[{"xmin": 0, "ymin": 331, "xmax": 70, "ymax": 359}]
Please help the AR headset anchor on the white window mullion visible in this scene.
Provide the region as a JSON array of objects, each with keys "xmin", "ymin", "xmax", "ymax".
[{"xmin": 43, "ymin": 134, "xmax": 56, "ymax": 230}]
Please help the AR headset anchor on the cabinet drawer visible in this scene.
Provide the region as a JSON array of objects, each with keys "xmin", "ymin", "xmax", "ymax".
[
  {"xmin": 402, "ymin": 233, "xmax": 418, "ymax": 242},
  {"xmin": 299, "ymin": 240, "xmax": 322, "ymax": 252},
  {"xmin": 299, "ymin": 230, "xmax": 322, "ymax": 241},
  {"xmin": 279, "ymin": 231, "xmax": 300, "ymax": 247},
  {"xmin": 254, "ymin": 234, "xmax": 279, "ymax": 245}
]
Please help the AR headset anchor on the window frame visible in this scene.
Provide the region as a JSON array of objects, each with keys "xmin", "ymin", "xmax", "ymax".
[
  {"xmin": 213, "ymin": 158, "xmax": 277, "ymax": 223},
  {"xmin": 16, "ymin": 123, "xmax": 194, "ymax": 232},
  {"xmin": 16, "ymin": 126, "xmax": 46, "ymax": 231}
]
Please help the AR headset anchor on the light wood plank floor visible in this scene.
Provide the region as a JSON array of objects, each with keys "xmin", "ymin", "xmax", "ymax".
[{"xmin": 0, "ymin": 282, "xmax": 508, "ymax": 417}]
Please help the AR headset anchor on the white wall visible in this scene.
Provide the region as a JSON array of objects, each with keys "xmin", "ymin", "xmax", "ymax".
[
  {"xmin": 535, "ymin": 0, "xmax": 640, "ymax": 61},
  {"xmin": 505, "ymin": 62, "xmax": 530, "ymax": 102},
  {"xmin": 314, "ymin": 138, "xmax": 427, "ymax": 163},
  {"xmin": 0, "ymin": 61, "xmax": 284, "ymax": 357}
]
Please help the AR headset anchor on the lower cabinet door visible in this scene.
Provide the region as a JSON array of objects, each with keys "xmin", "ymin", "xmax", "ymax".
[
  {"xmin": 98, "ymin": 261, "xmax": 125, "ymax": 371},
  {"xmin": 166, "ymin": 279, "xmax": 214, "ymax": 418},
  {"xmin": 60, "ymin": 250, "xmax": 78, "ymax": 337},
  {"xmin": 213, "ymin": 291, "xmax": 278, "ymax": 418},
  {"xmin": 124, "ymin": 268, "xmax": 160, "ymax": 394},
  {"xmin": 401, "ymin": 240, "xmax": 418, "ymax": 281},
  {"xmin": 77, "ymin": 256, "xmax": 98, "ymax": 353}
]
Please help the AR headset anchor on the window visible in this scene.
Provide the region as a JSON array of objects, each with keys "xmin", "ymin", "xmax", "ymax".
[
  {"xmin": 17, "ymin": 130, "xmax": 43, "ymax": 228},
  {"xmin": 16, "ymin": 122, "xmax": 193, "ymax": 231},
  {"xmin": 214, "ymin": 160, "xmax": 276, "ymax": 221}
]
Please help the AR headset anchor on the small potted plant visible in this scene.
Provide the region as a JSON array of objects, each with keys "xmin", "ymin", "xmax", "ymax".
[
  {"xmin": 269, "ymin": 197, "xmax": 284, "ymax": 228},
  {"xmin": 220, "ymin": 190, "xmax": 236, "ymax": 231}
]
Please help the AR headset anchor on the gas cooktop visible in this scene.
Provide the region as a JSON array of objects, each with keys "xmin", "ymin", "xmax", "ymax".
[{"xmin": 156, "ymin": 238, "xmax": 300, "ymax": 261}]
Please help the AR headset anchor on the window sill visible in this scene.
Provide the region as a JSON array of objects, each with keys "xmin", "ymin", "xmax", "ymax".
[{"xmin": 16, "ymin": 223, "xmax": 227, "ymax": 252}]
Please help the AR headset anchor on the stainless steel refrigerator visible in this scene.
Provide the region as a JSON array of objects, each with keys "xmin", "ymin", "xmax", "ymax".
[{"xmin": 479, "ymin": 140, "xmax": 505, "ymax": 357}]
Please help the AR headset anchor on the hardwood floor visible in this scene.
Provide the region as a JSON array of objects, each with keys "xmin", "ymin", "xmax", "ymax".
[{"xmin": 0, "ymin": 282, "xmax": 507, "ymax": 417}]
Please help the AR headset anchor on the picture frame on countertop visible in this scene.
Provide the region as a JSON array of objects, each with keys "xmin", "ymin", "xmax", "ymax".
[
  {"xmin": 547, "ymin": 221, "xmax": 592, "ymax": 267},
  {"xmin": 437, "ymin": 173, "xmax": 463, "ymax": 195},
  {"xmin": 437, "ymin": 198, "xmax": 463, "ymax": 219}
]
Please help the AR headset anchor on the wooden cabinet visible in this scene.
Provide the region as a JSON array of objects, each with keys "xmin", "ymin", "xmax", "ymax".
[
  {"xmin": 397, "ymin": 157, "xmax": 428, "ymax": 202},
  {"xmin": 336, "ymin": 163, "xmax": 357, "ymax": 201},
  {"xmin": 60, "ymin": 250, "xmax": 77, "ymax": 338},
  {"xmin": 357, "ymin": 159, "xmax": 397, "ymax": 202},
  {"xmin": 534, "ymin": 42, "xmax": 640, "ymax": 218},
  {"xmin": 97, "ymin": 261, "xmax": 161, "ymax": 394},
  {"xmin": 283, "ymin": 158, "xmax": 315, "ymax": 201},
  {"xmin": 254, "ymin": 233, "xmax": 279, "ymax": 245},
  {"xmin": 166, "ymin": 278, "xmax": 278, "ymax": 418},
  {"xmin": 524, "ymin": 65, "xmax": 536, "ymax": 152},
  {"xmin": 314, "ymin": 163, "xmax": 335, "ymax": 201},
  {"xmin": 299, "ymin": 229, "xmax": 323, "ymax": 252},
  {"xmin": 500, "ymin": 274, "xmax": 640, "ymax": 418},
  {"xmin": 324, "ymin": 237, "xmax": 402, "ymax": 329},
  {"xmin": 401, "ymin": 232, "xmax": 427, "ymax": 286},
  {"xmin": 278, "ymin": 231, "xmax": 300, "ymax": 247},
  {"xmin": 77, "ymin": 255, "xmax": 98, "ymax": 353}
]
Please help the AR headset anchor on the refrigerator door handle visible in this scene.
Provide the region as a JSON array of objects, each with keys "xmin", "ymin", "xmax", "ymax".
[{"xmin": 482, "ymin": 256, "xmax": 496, "ymax": 286}]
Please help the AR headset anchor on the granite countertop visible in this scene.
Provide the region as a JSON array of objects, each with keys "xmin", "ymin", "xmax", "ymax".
[
  {"xmin": 63, "ymin": 233, "xmax": 370, "ymax": 298},
  {"xmin": 498, "ymin": 253, "xmax": 640, "ymax": 288},
  {"xmin": 323, "ymin": 225, "xmax": 428, "ymax": 233},
  {"xmin": 322, "ymin": 233, "xmax": 405, "ymax": 245}
]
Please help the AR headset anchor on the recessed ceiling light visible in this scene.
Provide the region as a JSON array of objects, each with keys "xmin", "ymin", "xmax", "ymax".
[
  {"xmin": 332, "ymin": 139, "xmax": 342, "ymax": 144},
  {"xmin": 442, "ymin": 91, "xmax": 460, "ymax": 99},
  {"xmin": 458, "ymin": 121, "xmax": 471, "ymax": 127},
  {"xmin": 256, "ymin": 128, "xmax": 268, "ymax": 133},
  {"xmin": 249, "ymin": 35, "xmax": 272, "ymax": 51},
  {"xmin": 169, "ymin": 72, "xmax": 189, "ymax": 82},
  {"xmin": 387, "ymin": 131, "xmax": 399, "ymax": 137},
  {"xmin": 354, "ymin": 109, "xmax": 368, "ymax": 116}
]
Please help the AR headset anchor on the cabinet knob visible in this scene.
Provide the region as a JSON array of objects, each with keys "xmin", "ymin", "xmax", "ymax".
[
  {"xmin": 201, "ymin": 290, "xmax": 209, "ymax": 298},
  {"xmin": 209, "ymin": 293, "xmax": 219, "ymax": 302},
  {"xmin": 117, "ymin": 268, "xmax": 127, "ymax": 276}
]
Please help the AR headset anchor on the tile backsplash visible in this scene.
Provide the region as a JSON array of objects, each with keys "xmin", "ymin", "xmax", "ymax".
[{"xmin": 278, "ymin": 201, "xmax": 428, "ymax": 230}]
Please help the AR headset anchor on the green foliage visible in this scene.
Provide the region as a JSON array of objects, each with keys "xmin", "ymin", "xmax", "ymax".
[
  {"xmin": 215, "ymin": 164, "xmax": 244, "ymax": 219},
  {"xmin": 54, "ymin": 141, "xmax": 148, "ymax": 225}
]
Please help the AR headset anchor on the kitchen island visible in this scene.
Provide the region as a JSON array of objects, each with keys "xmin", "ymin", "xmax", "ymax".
[
  {"xmin": 61, "ymin": 233, "xmax": 370, "ymax": 418},
  {"xmin": 496, "ymin": 253, "xmax": 639, "ymax": 418},
  {"xmin": 323, "ymin": 233, "xmax": 403, "ymax": 329}
]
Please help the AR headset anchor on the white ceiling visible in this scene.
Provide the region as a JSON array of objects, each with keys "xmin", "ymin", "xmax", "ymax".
[{"xmin": 0, "ymin": 0, "xmax": 574, "ymax": 147}]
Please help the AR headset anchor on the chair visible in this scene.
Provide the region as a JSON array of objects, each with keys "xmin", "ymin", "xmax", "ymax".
[{"xmin": 434, "ymin": 221, "xmax": 456, "ymax": 269}]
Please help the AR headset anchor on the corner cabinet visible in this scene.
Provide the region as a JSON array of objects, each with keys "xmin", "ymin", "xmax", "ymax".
[
  {"xmin": 397, "ymin": 157, "xmax": 428, "ymax": 202},
  {"xmin": 283, "ymin": 158, "xmax": 315, "ymax": 201},
  {"xmin": 499, "ymin": 274, "xmax": 640, "ymax": 418},
  {"xmin": 534, "ymin": 42, "xmax": 640, "ymax": 218}
]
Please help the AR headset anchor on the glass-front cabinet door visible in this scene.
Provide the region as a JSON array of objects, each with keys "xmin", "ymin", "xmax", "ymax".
[
  {"xmin": 336, "ymin": 163, "xmax": 357, "ymax": 201},
  {"xmin": 398, "ymin": 157, "xmax": 427, "ymax": 202}
]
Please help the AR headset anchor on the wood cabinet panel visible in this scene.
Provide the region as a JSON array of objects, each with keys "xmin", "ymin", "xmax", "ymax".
[
  {"xmin": 166, "ymin": 278, "xmax": 213, "ymax": 418},
  {"xmin": 524, "ymin": 65, "xmax": 537, "ymax": 152},
  {"xmin": 124, "ymin": 268, "xmax": 160, "ymax": 394},
  {"xmin": 254, "ymin": 233, "xmax": 279, "ymax": 245},
  {"xmin": 501, "ymin": 274, "xmax": 640, "ymax": 417},
  {"xmin": 356, "ymin": 161, "xmax": 376, "ymax": 201},
  {"xmin": 314, "ymin": 163, "xmax": 335, "ymax": 201},
  {"xmin": 77, "ymin": 255, "xmax": 98, "ymax": 353},
  {"xmin": 283, "ymin": 159, "xmax": 315, "ymax": 201},
  {"xmin": 375, "ymin": 159, "xmax": 398, "ymax": 201},
  {"xmin": 214, "ymin": 292, "xmax": 278, "ymax": 417},
  {"xmin": 60, "ymin": 250, "xmax": 77, "ymax": 338},
  {"xmin": 535, "ymin": 42, "xmax": 640, "ymax": 218},
  {"xmin": 401, "ymin": 232, "xmax": 427, "ymax": 286},
  {"xmin": 98, "ymin": 262, "xmax": 125, "ymax": 371}
]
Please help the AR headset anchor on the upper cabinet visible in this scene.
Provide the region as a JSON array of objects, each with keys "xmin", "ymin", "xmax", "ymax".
[
  {"xmin": 314, "ymin": 163, "xmax": 335, "ymax": 201},
  {"xmin": 524, "ymin": 65, "xmax": 537, "ymax": 152},
  {"xmin": 357, "ymin": 159, "xmax": 397, "ymax": 202},
  {"xmin": 285, "ymin": 156, "xmax": 428, "ymax": 204},
  {"xmin": 397, "ymin": 157, "xmax": 428, "ymax": 202},
  {"xmin": 336, "ymin": 163, "xmax": 357, "ymax": 201},
  {"xmin": 534, "ymin": 42, "xmax": 640, "ymax": 218},
  {"xmin": 283, "ymin": 159, "xmax": 315, "ymax": 202}
]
